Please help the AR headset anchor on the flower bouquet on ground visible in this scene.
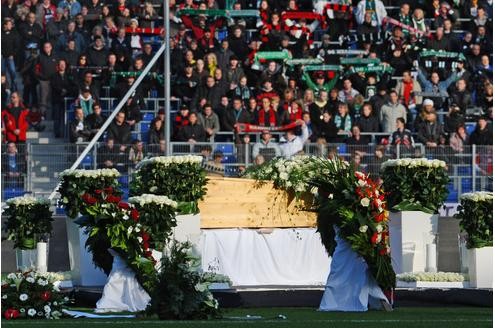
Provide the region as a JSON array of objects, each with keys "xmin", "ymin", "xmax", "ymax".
[
  {"xmin": 128, "ymin": 194, "xmax": 178, "ymax": 250},
  {"xmin": 454, "ymin": 192, "xmax": 493, "ymax": 249},
  {"xmin": 1, "ymin": 269, "xmax": 69, "ymax": 320},
  {"xmin": 58, "ymin": 168, "xmax": 121, "ymax": 219},
  {"xmin": 130, "ymin": 156, "xmax": 207, "ymax": 215},
  {"xmin": 380, "ymin": 158, "xmax": 449, "ymax": 214},
  {"xmin": 149, "ymin": 240, "xmax": 221, "ymax": 320},
  {"xmin": 2, "ymin": 196, "xmax": 53, "ymax": 250},
  {"xmin": 310, "ymin": 158, "xmax": 396, "ymax": 290}
]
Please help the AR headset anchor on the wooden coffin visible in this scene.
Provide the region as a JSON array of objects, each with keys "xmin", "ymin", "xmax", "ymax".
[{"xmin": 198, "ymin": 176, "xmax": 317, "ymax": 228}]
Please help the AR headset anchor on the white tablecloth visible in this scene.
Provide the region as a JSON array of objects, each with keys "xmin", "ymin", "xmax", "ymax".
[{"xmin": 199, "ymin": 228, "xmax": 331, "ymax": 286}]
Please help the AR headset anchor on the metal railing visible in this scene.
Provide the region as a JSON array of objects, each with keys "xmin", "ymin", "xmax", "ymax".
[{"xmin": 2, "ymin": 142, "xmax": 491, "ymax": 204}]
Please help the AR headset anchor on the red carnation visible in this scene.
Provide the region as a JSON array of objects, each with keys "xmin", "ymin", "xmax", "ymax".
[
  {"xmin": 4, "ymin": 308, "xmax": 20, "ymax": 320},
  {"xmin": 118, "ymin": 202, "xmax": 130, "ymax": 210},
  {"xmin": 95, "ymin": 189, "xmax": 102, "ymax": 194},
  {"xmin": 82, "ymin": 193, "xmax": 97, "ymax": 205},
  {"xmin": 104, "ymin": 186, "xmax": 113, "ymax": 194},
  {"xmin": 40, "ymin": 291, "xmax": 51, "ymax": 301},
  {"xmin": 141, "ymin": 231, "xmax": 150, "ymax": 242},
  {"xmin": 131, "ymin": 208, "xmax": 139, "ymax": 222},
  {"xmin": 374, "ymin": 212, "xmax": 384, "ymax": 222}
]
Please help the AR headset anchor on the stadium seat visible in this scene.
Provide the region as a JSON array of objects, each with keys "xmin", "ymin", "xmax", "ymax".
[
  {"xmin": 337, "ymin": 144, "xmax": 347, "ymax": 155},
  {"xmin": 143, "ymin": 113, "xmax": 155, "ymax": 121},
  {"xmin": 465, "ymin": 123, "xmax": 476, "ymax": 135},
  {"xmin": 216, "ymin": 144, "xmax": 234, "ymax": 155},
  {"xmin": 221, "ymin": 155, "xmax": 237, "ymax": 164},
  {"xmin": 81, "ymin": 155, "xmax": 93, "ymax": 169}
]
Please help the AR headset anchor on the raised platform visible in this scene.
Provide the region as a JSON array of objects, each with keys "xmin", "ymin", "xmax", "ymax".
[{"xmin": 70, "ymin": 286, "xmax": 493, "ymax": 308}]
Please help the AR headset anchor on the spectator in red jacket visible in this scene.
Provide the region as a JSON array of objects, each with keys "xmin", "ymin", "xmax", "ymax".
[{"xmin": 1, "ymin": 92, "xmax": 30, "ymax": 143}]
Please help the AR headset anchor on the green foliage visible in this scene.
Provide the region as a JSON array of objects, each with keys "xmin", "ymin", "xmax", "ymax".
[
  {"xmin": 3, "ymin": 198, "xmax": 53, "ymax": 250},
  {"xmin": 381, "ymin": 164, "xmax": 449, "ymax": 214},
  {"xmin": 131, "ymin": 202, "xmax": 177, "ymax": 250},
  {"xmin": 150, "ymin": 241, "xmax": 221, "ymax": 320},
  {"xmin": 130, "ymin": 160, "xmax": 207, "ymax": 215},
  {"xmin": 454, "ymin": 195, "xmax": 493, "ymax": 249}
]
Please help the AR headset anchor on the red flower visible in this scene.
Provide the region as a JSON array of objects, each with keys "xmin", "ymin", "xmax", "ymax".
[
  {"xmin": 4, "ymin": 309, "xmax": 20, "ymax": 320},
  {"xmin": 131, "ymin": 208, "xmax": 139, "ymax": 222},
  {"xmin": 40, "ymin": 291, "xmax": 51, "ymax": 301},
  {"xmin": 82, "ymin": 193, "xmax": 97, "ymax": 205},
  {"xmin": 379, "ymin": 248, "xmax": 387, "ymax": 256},
  {"xmin": 104, "ymin": 186, "xmax": 113, "ymax": 194},
  {"xmin": 107, "ymin": 195, "xmax": 122, "ymax": 203},
  {"xmin": 118, "ymin": 202, "xmax": 130, "ymax": 210},
  {"xmin": 371, "ymin": 232, "xmax": 380, "ymax": 244},
  {"xmin": 141, "ymin": 231, "xmax": 150, "ymax": 242},
  {"xmin": 143, "ymin": 241, "xmax": 150, "ymax": 250},
  {"xmin": 95, "ymin": 189, "xmax": 102, "ymax": 194},
  {"xmin": 374, "ymin": 212, "xmax": 385, "ymax": 222},
  {"xmin": 144, "ymin": 250, "xmax": 153, "ymax": 258}
]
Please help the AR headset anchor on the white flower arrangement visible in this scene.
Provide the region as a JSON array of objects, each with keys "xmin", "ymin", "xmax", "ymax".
[
  {"xmin": 460, "ymin": 191, "xmax": 493, "ymax": 202},
  {"xmin": 136, "ymin": 155, "xmax": 203, "ymax": 169},
  {"xmin": 381, "ymin": 158, "xmax": 447, "ymax": 170},
  {"xmin": 128, "ymin": 194, "xmax": 179, "ymax": 208},
  {"xmin": 5, "ymin": 195, "xmax": 50, "ymax": 207},
  {"xmin": 59, "ymin": 168, "xmax": 120, "ymax": 178},
  {"xmin": 397, "ymin": 272, "xmax": 466, "ymax": 282}
]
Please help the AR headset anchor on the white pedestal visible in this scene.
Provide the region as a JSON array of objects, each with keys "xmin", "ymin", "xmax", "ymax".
[
  {"xmin": 66, "ymin": 218, "xmax": 108, "ymax": 286},
  {"xmin": 16, "ymin": 249, "xmax": 37, "ymax": 270},
  {"xmin": 389, "ymin": 211, "xmax": 439, "ymax": 274},
  {"xmin": 468, "ymin": 247, "xmax": 493, "ymax": 288},
  {"xmin": 173, "ymin": 214, "xmax": 201, "ymax": 246}
]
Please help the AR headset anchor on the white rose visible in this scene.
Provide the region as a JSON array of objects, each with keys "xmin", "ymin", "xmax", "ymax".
[
  {"xmin": 310, "ymin": 187, "xmax": 319, "ymax": 195},
  {"xmin": 279, "ymin": 172, "xmax": 289, "ymax": 181},
  {"xmin": 122, "ymin": 215, "xmax": 129, "ymax": 221},
  {"xmin": 38, "ymin": 279, "xmax": 48, "ymax": 286},
  {"xmin": 2, "ymin": 295, "xmax": 7, "ymax": 299},
  {"xmin": 328, "ymin": 193, "xmax": 334, "ymax": 199},
  {"xmin": 432, "ymin": 159, "xmax": 440, "ymax": 168},
  {"xmin": 44, "ymin": 305, "xmax": 51, "ymax": 313},
  {"xmin": 7, "ymin": 273, "xmax": 16, "ymax": 280},
  {"xmin": 376, "ymin": 224, "xmax": 383, "ymax": 233},
  {"xmin": 28, "ymin": 309, "xmax": 36, "ymax": 317},
  {"xmin": 26, "ymin": 277, "xmax": 35, "ymax": 283},
  {"xmin": 359, "ymin": 225, "xmax": 368, "ymax": 233},
  {"xmin": 358, "ymin": 179, "xmax": 367, "ymax": 187},
  {"xmin": 360, "ymin": 197, "xmax": 370, "ymax": 207},
  {"xmin": 439, "ymin": 161, "xmax": 446, "ymax": 168},
  {"xmin": 19, "ymin": 294, "xmax": 28, "ymax": 301}
]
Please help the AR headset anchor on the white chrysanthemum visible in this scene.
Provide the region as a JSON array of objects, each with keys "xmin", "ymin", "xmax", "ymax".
[
  {"xmin": 310, "ymin": 186, "xmax": 319, "ymax": 195},
  {"xmin": 19, "ymin": 293, "xmax": 28, "ymax": 301},
  {"xmin": 128, "ymin": 194, "xmax": 178, "ymax": 208},
  {"xmin": 28, "ymin": 309, "xmax": 36, "ymax": 317},
  {"xmin": 376, "ymin": 224, "xmax": 383, "ymax": 233},
  {"xmin": 359, "ymin": 225, "xmax": 368, "ymax": 233},
  {"xmin": 44, "ymin": 305, "xmax": 51, "ymax": 313},
  {"xmin": 26, "ymin": 277, "xmax": 35, "ymax": 283},
  {"xmin": 461, "ymin": 191, "xmax": 493, "ymax": 202},
  {"xmin": 7, "ymin": 273, "xmax": 16, "ymax": 280}
]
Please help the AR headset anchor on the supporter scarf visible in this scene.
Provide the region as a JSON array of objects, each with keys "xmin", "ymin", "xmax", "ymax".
[
  {"xmin": 347, "ymin": 65, "xmax": 393, "ymax": 75},
  {"xmin": 383, "ymin": 17, "xmax": 428, "ymax": 36},
  {"xmin": 325, "ymin": 3, "xmax": 351, "ymax": 19},
  {"xmin": 258, "ymin": 108, "xmax": 277, "ymax": 127},
  {"xmin": 324, "ymin": 49, "xmax": 368, "ymax": 56},
  {"xmin": 340, "ymin": 58, "xmax": 380, "ymax": 65},
  {"xmin": 303, "ymin": 64, "xmax": 341, "ymax": 72},
  {"xmin": 285, "ymin": 58, "xmax": 323, "ymax": 66},
  {"xmin": 365, "ymin": 0, "xmax": 378, "ymax": 25},
  {"xmin": 419, "ymin": 49, "xmax": 466, "ymax": 60},
  {"xmin": 125, "ymin": 27, "xmax": 163, "ymax": 35},
  {"xmin": 177, "ymin": 8, "xmax": 259, "ymax": 17},
  {"xmin": 235, "ymin": 122, "xmax": 299, "ymax": 133}
]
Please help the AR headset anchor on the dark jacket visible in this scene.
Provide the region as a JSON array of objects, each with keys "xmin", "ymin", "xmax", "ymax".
[
  {"xmin": 222, "ymin": 108, "xmax": 251, "ymax": 132},
  {"xmin": 318, "ymin": 120, "xmax": 339, "ymax": 142},
  {"xmin": 69, "ymin": 118, "xmax": 92, "ymax": 143},
  {"xmin": 177, "ymin": 122, "xmax": 207, "ymax": 142},
  {"xmin": 107, "ymin": 121, "xmax": 132, "ymax": 145},
  {"xmin": 18, "ymin": 22, "xmax": 43, "ymax": 49},
  {"xmin": 417, "ymin": 121, "xmax": 443, "ymax": 144},
  {"xmin": 1, "ymin": 28, "xmax": 21, "ymax": 57},
  {"xmin": 51, "ymin": 71, "xmax": 77, "ymax": 104},
  {"xmin": 469, "ymin": 126, "xmax": 493, "ymax": 145},
  {"xmin": 38, "ymin": 52, "xmax": 59, "ymax": 81},
  {"xmin": 86, "ymin": 45, "xmax": 108, "ymax": 67}
]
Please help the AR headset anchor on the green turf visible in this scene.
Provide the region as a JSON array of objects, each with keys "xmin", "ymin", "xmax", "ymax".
[{"xmin": 2, "ymin": 307, "xmax": 492, "ymax": 328}]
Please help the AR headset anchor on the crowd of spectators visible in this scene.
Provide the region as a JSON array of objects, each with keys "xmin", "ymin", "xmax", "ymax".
[{"xmin": 1, "ymin": 0, "xmax": 493, "ymax": 176}]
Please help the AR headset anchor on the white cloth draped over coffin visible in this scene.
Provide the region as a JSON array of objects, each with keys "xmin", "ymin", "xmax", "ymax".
[
  {"xmin": 319, "ymin": 226, "xmax": 388, "ymax": 312},
  {"xmin": 199, "ymin": 228, "xmax": 330, "ymax": 286},
  {"xmin": 95, "ymin": 249, "xmax": 151, "ymax": 313}
]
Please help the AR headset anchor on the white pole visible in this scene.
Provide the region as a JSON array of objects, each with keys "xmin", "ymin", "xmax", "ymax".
[
  {"xmin": 164, "ymin": 0, "xmax": 171, "ymax": 156},
  {"xmin": 48, "ymin": 44, "xmax": 166, "ymax": 200}
]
